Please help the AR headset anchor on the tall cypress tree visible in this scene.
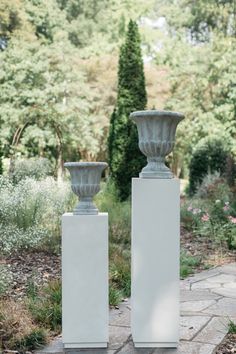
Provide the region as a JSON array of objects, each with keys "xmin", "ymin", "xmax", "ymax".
[
  {"xmin": 108, "ymin": 19, "xmax": 147, "ymax": 200},
  {"xmin": 0, "ymin": 143, "xmax": 3, "ymax": 175}
]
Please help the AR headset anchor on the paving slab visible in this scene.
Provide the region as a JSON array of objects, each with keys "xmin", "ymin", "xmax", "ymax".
[
  {"xmin": 191, "ymin": 281, "xmax": 222, "ymax": 290},
  {"xmin": 36, "ymin": 263, "xmax": 236, "ymax": 354},
  {"xmin": 202, "ymin": 297, "xmax": 236, "ymax": 317},
  {"xmin": 193, "ymin": 316, "xmax": 228, "ymax": 345},
  {"xmin": 218, "ymin": 263, "xmax": 236, "ymax": 275},
  {"xmin": 180, "ymin": 289, "xmax": 220, "ymax": 302},
  {"xmin": 206, "ymin": 274, "xmax": 236, "ymax": 284},
  {"xmin": 180, "ymin": 280, "xmax": 190, "ymax": 290},
  {"xmin": 109, "ymin": 303, "xmax": 130, "ymax": 327},
  {"xmin": 180, "ymin": 300, "xmax": 215, "ymax": 313},
  {"xmin": 187, "ymin": 268, "xmax": 221, "ymax": 283},
  {"xmin": 116, "ymin": 340, "xmax": 153, "ymax": 354},
  {"xmin": 180, "ymin": 316, "xmax": 211, "ymax": 340},
  {"xmin": 66, "ymin": 350, "xmax": 115, "ymax": 354},
  {"xmin": 212, "ymin": 282, "xmax": 236, "ymax": 298},
  {"xmin": 152, "ymin": 342, "xmax": 215, "ymax": 354},
  {"xmin": 36, "ymin": 337, "xmax": 116, "ymax": 354},
  {"xmin": 109, "ymin": 326, "xmax": 131, "ymax": 349}
]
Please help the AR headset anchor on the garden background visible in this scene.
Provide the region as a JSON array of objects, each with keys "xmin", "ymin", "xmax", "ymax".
[{"xmin": 0, "ymin": 0, "xmax": 236, "ymax": 352}]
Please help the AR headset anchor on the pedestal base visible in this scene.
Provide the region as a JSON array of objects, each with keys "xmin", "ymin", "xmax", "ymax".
[
  {"xmin": 62, "ymin": 213, "xmax": 108, "ymax": 348},
  {"xmin": 64, "ymin": 342, "xmax": 108, "ymax": 349},
  {"xmin": 134, "ymin": 342, "xmax": 178, "ymax": 348},
  {"xmin": 131, "ymin": 178, "xmax": 180, "ymax": 348}
]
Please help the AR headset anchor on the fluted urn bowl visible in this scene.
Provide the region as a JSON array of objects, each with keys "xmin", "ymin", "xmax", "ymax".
[
  {"xmin": 64, "ymin": 162, "xmax": 108, "ymax": 215},
  {"xmin": 130, "ymin": 110, "xmax": 184, "ymax": 178}
]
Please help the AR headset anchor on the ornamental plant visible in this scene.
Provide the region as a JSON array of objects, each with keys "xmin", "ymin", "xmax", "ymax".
[
  {"xmin": 189, "ymin": 137, "xmax": 230, "ymax": 195},
  {"xmin": 182, "ymin": 198, "xmax": 236, "ymax": 250},
  {"xmin": 108, "ymin": 19, "xmax": 147, "ymax": 201}
]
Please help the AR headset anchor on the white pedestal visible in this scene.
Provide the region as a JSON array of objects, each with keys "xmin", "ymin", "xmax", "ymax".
[
  {"xmin": 62, "ymin": 213, "xmax": 108, "ymax": 349},
  {"xmin": 131, "ymin": 178, "xmax": 180, "ymax": 348}
]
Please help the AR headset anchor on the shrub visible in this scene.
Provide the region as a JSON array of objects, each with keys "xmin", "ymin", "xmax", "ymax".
[
  {"xmin": 180, "ymin": 251, "xmax": 201, "ymax": 278},
  {"xmin": 12, "ymin": 158, "xmax": 52, "ymax": 183},
  {"xmin": 183, "ymin": 196, "xmax": 236, "ymax": 250},
  {"xmin": 189, "ymin": 137, "xmax": 230, "ymax": 195},
  {"xmin": 0, "ymin": 264, "xmax": 12, "ymax": 297},
  {"xmin": 196, "ymin": 174, "xmax": 231, "ymax": 201},
  {"xmin": 96, "ymin": 181, "xmax": 131, "ymax": 246},
  {"xmin": 181, "ymin": 200, "xmax": 205, "ymax": 231},
  {"xmin": 220, "ymin": 222, "xmax": 236, "ymax": 250},
  {"xmin": 0, "ymin": 176, "xmax": 73, "ymax": 254}
]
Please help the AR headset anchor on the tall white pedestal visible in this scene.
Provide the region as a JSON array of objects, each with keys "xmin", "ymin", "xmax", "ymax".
[
  {"xmin": 62, "ymin": 213, "xmax": 108, "ymax": 349},
  {"xmin": 131, "ymin": 178, "xmax": 180, "ymax": 348}
]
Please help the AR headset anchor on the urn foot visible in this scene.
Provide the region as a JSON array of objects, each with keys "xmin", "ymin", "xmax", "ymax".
[
  {"xmin": 140, "ymin": 159, "xmax": 173, "ymax": 179},
  {"xmin": 74, "ymin": 197, "xmax": 98, "ymax": 215}
]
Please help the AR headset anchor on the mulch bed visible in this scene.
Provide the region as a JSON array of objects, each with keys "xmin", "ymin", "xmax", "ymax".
[
  {"xmin": 215, "ymin": 333, "xmax": 236, "ymax": 354},
  {"xmin": 1, "ymin": 251, "xmax": 61, "ymax": 300},
  {"xmin": 181, "ymin": 225, "xmax": 236, "ymax": 271},
  {"xmin": 0, "ymin": 232, "xmax": 235, "ymax": 353},
  {"xmin": 0, "ymin": 229, "xmax": 235, "ymax": 299}
]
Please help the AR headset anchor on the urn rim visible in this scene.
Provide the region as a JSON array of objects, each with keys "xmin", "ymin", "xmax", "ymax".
[
  {"xmin": 64, "ymin": 162, "xmax": 108, "ymax": 169},
  {"xmin": 130, "ymin": 110, "xmax": 185, "ymax": 120}
]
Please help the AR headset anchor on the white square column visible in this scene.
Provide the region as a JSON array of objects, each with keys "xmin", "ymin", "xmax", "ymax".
[
  {"xmin": 131, "ymin": 178, "xmax": 180, "ymax": 348},
  {"xmin": 62, "ymin": 213, "xmax": 108, "ymax": 349}
]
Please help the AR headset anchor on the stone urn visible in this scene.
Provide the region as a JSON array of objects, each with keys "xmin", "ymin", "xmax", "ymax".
[
  {"xmin": 64, "ymin": 162, "xmax": 108, "ymax": 215},
  {"xmin": 130, "ymin": 110, "xmax": 184, "ymax": 178}
]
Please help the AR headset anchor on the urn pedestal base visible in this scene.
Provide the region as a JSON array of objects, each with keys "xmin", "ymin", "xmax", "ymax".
[
  {"xmin": 131, "ymin": 178, "xmax": 180, "ymax": 348},
  {"xmin": 62, "ymin": 213, "xmax": 108, "ymax": 349}
]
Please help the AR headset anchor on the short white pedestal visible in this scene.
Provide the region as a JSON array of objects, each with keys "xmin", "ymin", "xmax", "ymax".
[
  {"xmin": 131, "ymin": 178, "xmax": 180, "ymax": 348},
  {"xmin": 62, "ymin": 213, "xmax": 108, "ymax": 349}
]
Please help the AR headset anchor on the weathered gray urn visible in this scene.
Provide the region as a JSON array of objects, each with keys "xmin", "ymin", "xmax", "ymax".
[
  {"xmin": 130, "ymin": 110, "xmax": 184, "ymax": 178},
  {"xmin": 64, "ymin": 162, "xmax": 107, "ymax": 215}
]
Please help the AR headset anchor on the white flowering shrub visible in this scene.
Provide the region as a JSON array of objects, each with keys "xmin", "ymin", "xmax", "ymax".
[
  {"xmin": 12, "ymin": 158, "xmax": 52, "ymax": 183},
  {"xmin": 0, "ymin": 176, "xmax": 74, "ymax": 254},
  {"xmin": 0, "ymin": 264, "xmax": 13, "ymax": 296}
]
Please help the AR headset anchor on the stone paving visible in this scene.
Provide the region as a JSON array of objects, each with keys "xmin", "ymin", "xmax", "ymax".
[{"xmin": 37, "ymin": 263, "xmax": 236, "ymax": 354}]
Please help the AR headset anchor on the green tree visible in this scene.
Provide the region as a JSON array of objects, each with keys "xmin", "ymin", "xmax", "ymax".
[
  {"xmin": 108, "ymin": 19, "xmax": 147, "ymax": 200},
  {"xmin": 0, "ymin": 143, "xmax": 3, "ymax": 174},
  {"xmin": 152, "ymin": 0, "xmax": 236, "ymax": 176},
  {"xmin": 189, "ymin": 137, "xmax": 230, "ymax": 195}
]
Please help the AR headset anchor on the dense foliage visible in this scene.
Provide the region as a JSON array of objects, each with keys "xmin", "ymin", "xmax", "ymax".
[
  {"xmin": 0, "ymin": 1, "xmax": 236, "ymax": 350},
  {"xmin": 189, "ymin": 137, "xmax": 229, "ymax": 195},
  {"xmin": 0, "ymin": 0, "xmax": 235, "ymax": 179},
  {"xmin": 108, "ymin": 20, "xmax": 147, "ymax": 200},
  {"xmin": 0, "ymin": 0, "xmax": 154, "ymax": 177},
  {"xmin": 182, "ymin": 174, "xmax": 236, "ymax": 250}
]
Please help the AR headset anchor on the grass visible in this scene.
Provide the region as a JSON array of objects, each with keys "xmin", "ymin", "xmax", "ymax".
[
  {"xmin": 109, "ymin": 285, "xmax": 123, "ymax": 306},
  {"xmin": 27, "ymin": 279, "xmax": 62, "ymax": 333},
  {"xmin": 97, "ymin": 182, "xmax": 131, "ymax": 305},
  {"xmin": 14, "ymin": 329, "xmax": 47, "ymax": 352},
  {"xmin": 110, "ymin": 246, "xmax": 131, "ymax": 298},
  {"xmin": 180, "ymin": 251, "xmax": 202, "ymax": 278},
  {"xmin": 0, "ymin": 299, "xmax": 47, "ymax": 352},
  {"xmin": 228, "ymin": 320, "xmax": 236, "ymax": 334}
]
